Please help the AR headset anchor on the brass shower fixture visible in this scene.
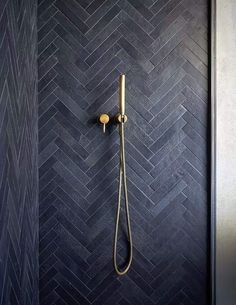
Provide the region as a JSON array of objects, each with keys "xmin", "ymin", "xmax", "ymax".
[
  {"xmin": 98, "ymin": 113, "xmax": 110, "ymax": 133},
  {"xmin": 98, "ymin": 76, "xmax": 127, "ymax": 131},
  {"xmin": 98, "ymin": 75, "xmax": 133, "ymax": 276}
]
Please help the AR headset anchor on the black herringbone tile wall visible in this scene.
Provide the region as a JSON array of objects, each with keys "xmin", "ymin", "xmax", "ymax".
[
  {"xmin": 38, "ymin": 0, "xmax": 210, "ymax": 304},
  {"xmin": 0, "ymin": 0, "xmax": 38, "ymax": 304}
]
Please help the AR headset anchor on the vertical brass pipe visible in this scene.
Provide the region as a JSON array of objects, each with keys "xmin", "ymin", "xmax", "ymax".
[{"xmin": 120, "ymin": 75, "xmax": 125, "ymax": 116}]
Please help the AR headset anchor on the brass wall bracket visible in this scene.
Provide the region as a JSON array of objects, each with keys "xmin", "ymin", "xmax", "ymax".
[{"xmin": 115, "ymin": 114, "xmax": 128, "ymax": 124}]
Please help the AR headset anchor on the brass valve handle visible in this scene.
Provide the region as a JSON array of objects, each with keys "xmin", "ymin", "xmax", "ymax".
[{"xmin": 98, "ymin": 114, "xmax": 110, "ymax": 133}]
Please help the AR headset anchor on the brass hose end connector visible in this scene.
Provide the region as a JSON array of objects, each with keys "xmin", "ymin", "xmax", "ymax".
[{"xmin": 115, "ymin": 114, "xmax": 128, "ymax": 124}]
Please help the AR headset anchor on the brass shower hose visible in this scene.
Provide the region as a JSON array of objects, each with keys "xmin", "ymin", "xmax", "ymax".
[{"xmin": 113, "ymin": 121, "xmax": 133, "ymax": 276}]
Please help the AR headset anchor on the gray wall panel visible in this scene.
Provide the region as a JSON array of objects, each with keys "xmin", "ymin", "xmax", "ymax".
[
  {"xmin": 0, "ymin": 0, "xmax": 38, "ymax": 304},
  {"xmin": 216, "ymin": 0, "xmax": 236, "ymax": 304},
  {"xmin": 38, "ymin": 0, "xmax": 210, "ymax": 304}
]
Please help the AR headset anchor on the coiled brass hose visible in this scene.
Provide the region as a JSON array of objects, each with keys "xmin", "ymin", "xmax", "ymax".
[{"xmin": 113, "ymin": 121, "xmax": 133, "ymax": 276}]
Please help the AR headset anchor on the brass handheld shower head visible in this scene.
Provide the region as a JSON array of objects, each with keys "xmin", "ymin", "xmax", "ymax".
[
  {"xmin": 113, "ymin": 75, "xmax": 133, "ymax": 276},
  {"xmin": 120, "ymin": 74, "xmax": 125, "ymax": 116},
  {"xmin": 98, "ymin": 75, "xmax": 133, "ymax": 276}
]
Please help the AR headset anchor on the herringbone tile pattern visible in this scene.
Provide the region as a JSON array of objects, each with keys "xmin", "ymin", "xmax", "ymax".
[
  {"xmin": 38, "ymin": 0, "xmax": 210, "ymax": 304},
  {"xmin": 0, "ymin": 0, "xmax": 38, "ymax": 304}
]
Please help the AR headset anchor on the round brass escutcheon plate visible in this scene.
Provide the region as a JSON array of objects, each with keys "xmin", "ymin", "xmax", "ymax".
[{"xmin": 99, "ymin": 113, "xmax": 110, "ymax": 124}]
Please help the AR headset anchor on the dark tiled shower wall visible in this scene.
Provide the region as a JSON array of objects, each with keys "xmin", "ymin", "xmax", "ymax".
[
  {"xmin": 38, "ymin": 0, "xmax": 209, "ymax": 304},
  {"xmin": 0, "ymin": 0, "xmax": 38, "ymax": 304}
]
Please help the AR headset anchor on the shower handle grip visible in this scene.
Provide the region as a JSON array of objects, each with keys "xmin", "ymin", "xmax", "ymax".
[
  {"xmin": 120, "ymin": 74, "xmax": 125, "ymax": 116},
  {"xmin": 116, "ymin": 74, "xmax": 128, "ymax": 124}
]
